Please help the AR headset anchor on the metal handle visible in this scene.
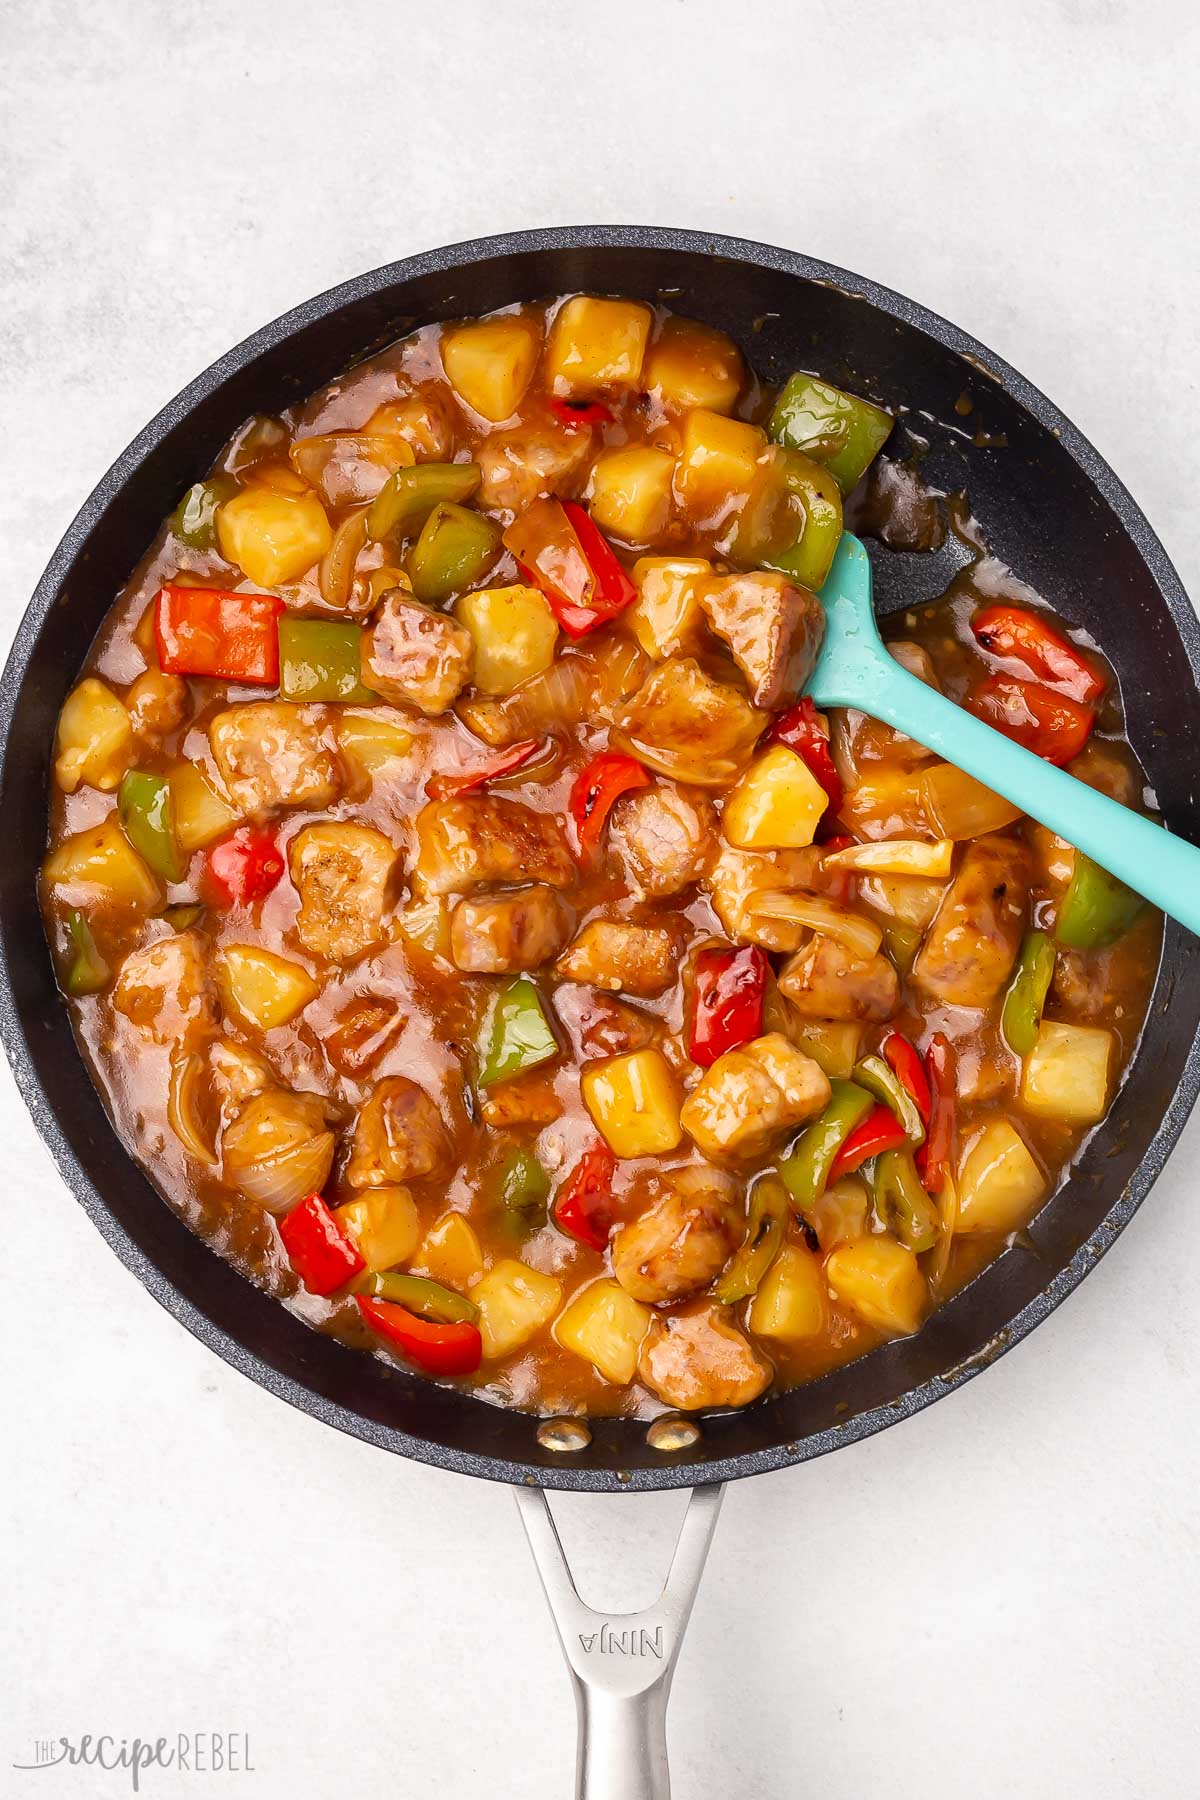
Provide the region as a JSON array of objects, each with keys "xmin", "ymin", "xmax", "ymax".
[{"xmin": 514, "ymin": 1482, "xmax": 725, "ymax": 1800}]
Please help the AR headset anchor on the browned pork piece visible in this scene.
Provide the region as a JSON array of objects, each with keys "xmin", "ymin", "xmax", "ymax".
[
  {"xmin": 209, "ymin": 703, "xmax": 341, "ymax": 813},
  {"xmin": 911, "ymin": 834, "xmax": 1030, "ymax": 1007},
  {"xmin": 449, "ymin": 885, "xmax": 570, "ymax": 974},
  {"xmin": 615, "ymin": 658, "xmax": 764, "ymax": 787},
  {"xmin": 609, "ymin": 781, "xmax": 717, "ymax": 898},
  {"xmin": 360, "ymin": 592, "xmax": 474, "ymax": 715},
  {"xmin": 112, "ymin": 931, "xmax": 217, "ymax": 1048},
  {"xmin": 637, "ymin": 1302, "xmax": 773, "ymax": 1410},
  {"xmin": 555, "ymin": 920, "xmax": 678, "ymax": 997},
  {"xmin": 699, "ymin": 570, "xmax": 825, "ymax": 708},
  {"xmin": 779, "ymin": 934, "xmax": 900, "ymax": 1021},
  {"xmin": 412, "ymin": 795, "xmax": 575, "ymax": 896},
  {"xmin": 347, "ymin": 1075, "xmax": 452, "ymax": 1187},
  {"xmin": 288, "ymin": 823, "xmax": 397, "ymax": 962},
  {"xmin": 611, "ymin": 1165, "xmax": 741, "ymax": 1304},
  {"xmin": 476, "ymin": 415, "xmax": 593, "ymax": 514}
]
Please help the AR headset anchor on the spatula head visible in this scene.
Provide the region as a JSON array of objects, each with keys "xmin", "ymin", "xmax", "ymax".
[{"xmin": 807, "ymin": 533, "xmax": 891, "ymax": 710}]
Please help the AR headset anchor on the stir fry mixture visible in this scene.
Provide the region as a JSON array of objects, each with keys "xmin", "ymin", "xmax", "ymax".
[{"xmin": 41, "ymin": 296, "xmax": 1160, "ymax": 1417}]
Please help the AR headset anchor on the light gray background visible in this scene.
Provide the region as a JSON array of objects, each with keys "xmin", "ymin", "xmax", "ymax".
[{"xmin": 2, "ymin": 3, "xmax": 1198, "ymax": 1795}]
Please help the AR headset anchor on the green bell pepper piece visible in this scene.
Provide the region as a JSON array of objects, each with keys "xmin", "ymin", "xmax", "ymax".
[
  {"xmin": 495, "ymin": 1147, "xmax": 551, "ymax": 1236},
  {"xmin": 733, "ymin": 447, "xmax": 843, "ymax": 592},
  {"xmin": 768, "ymin": 373, "xmax": 893, "ymax": 494},
  {"xmin": 279, "ymin": 616, "xmax": 376, "ymax": 703},
  {"xmin": 118, "ymin": 770, "xmax": 186, "ymax": 882},
  {"xmin": 172, "ymin": 474, "xmax": 238, "ymax": 551},
  {"xmin": 408, "ymin": 501, "xmax": 502, "ymax": 606},
  {"xmin": 778, "ymin": 1079, "xmax": 874, "ymax": 1212},
  {"xmin": 1055, "ymin": 853, "xmax": 1142, "ymax": 951},
  {"xmin": 353, "ymin": 1270, "xmax": 479, "ymax": 1324},
  {"xmin": 712, "ymin": 1174, "xmax": 789, "ymax": 1303},
  {"xmin": 884, "ymin": 921, "xmax": 923, "ymax": 971},
  {"xmin": 163, "ymin": 902, "xmax": 205, "ymax": 932},
  {"xmin": 367, "ymin": 462, "xmax": 482, "ymax": 544},
  {"xmin": 479, "ymin": 977, "xmax": 559, "ymax": 1087},
  {"xmin": 872, "ymin": 1149, "xmax": 940, "ymax": 1253},
  {"xmin": 62, "ymin": 909, "xmax": 110, "ymax": 996},
  {"xmin": 1002, "ymin": 930, "xmax": 1056, "ymax": 1055},
  {"xmin": 854, "ymin": 1055, "xmax": 925, "ymax": 1147}
]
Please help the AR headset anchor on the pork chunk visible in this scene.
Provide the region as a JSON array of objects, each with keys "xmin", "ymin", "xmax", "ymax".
[
  {"xmin": 449, "ymin": 885, "xmax": 570, "ymax": 973},
  {"xmin": 288, "ymin": 822, "xmax": 397, "ymax": 962},
  {"xmin": 209, "ymin": 703, "xmax": 341, "ymax": 814},
  {"xmin": 555, "ymin": 920, "xmax": 678, "ymax": 997},
  {"xmin": 347, "ymin": 1075, "xmax": 451, "ymax": 1188},
  {"xmin": 609, "ymin": 782, "xmax": 716, "ymax": 899},
  {"xmin": 616, "ymin": 659, "xmax": 765, "ymax": 788},
  {"xmin": 476, "ymin": 417, "xmax": 593, "ymax": 515},
  {"xmin": 112, "ymin": 931, "xmax": 217, "ymax": 1048},
  {"xmin": 637, "ymin": 1302, "xmax": 773, "ymax": 1410},
  {"xmin": 706, "ymin": 844, "xmax": 830, "ymax": 951},
  {"xmin": 699, "ymin": 571, "xmax": 825, "ymax": 709},
  {"xmin": 360, "ymin": 593, "xmax": 474, "ymax": 716},
  {"xmin": 612, "ymin": 1165, "xmax": 741, "ymax": 1304},
  {"xmin": 479, "ymin": 1070, "xmax": 563, "ymax": 1129},
  {"xmin": 778, "ymin": 935, "xmax": 900, "ymax": 1021},
  {"xmin": 126, "ymin": 670, "xmax": 189, "ymax": 749},
  {"xmin": 553, "ymin": 986, "xmax": 661, "ymax": 1059},
  {"xmin": 413, "ymin": 795, "xmax": 574, "ymax": 896},
  {"xmin": 680, "ymin": 1032, "xmax": 830, "ymax": 1163},
  {"xmin": 911, "ymin": 834, "xmax": 1029, "ymax": 1008}
]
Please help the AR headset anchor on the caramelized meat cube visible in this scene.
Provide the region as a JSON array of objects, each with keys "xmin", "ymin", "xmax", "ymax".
[
  {"xmin": 706, "ymin": 844, "xmax": 829, "ymax": 951},
  {"xmin": 1065, "ymin": 739, "xmax": 1141, "ymax": 807},
  {"xmin": 637, "ymin": 1302, "xmax": 773, "ymax": 1410},
  {"xmin": 553, "ymin": 986, "xmax": 661, "ymax": 1059},
  {"xmin": 680, "ymin": 1032, "xmax": 830, "ymax": 1163},
  {"xmin": 1051, "ymin": 947, "xmax": 1116, "ymax": 1020},
  {"xmin": 609, "ymin": 782, "xmax": 716, "ymax": 899},
  {"xmin": 611, "ymin": 1165, "xmax": 741, "ymax": 1304},
  {"xmin": 367, "ymin": 385, "xmax": 458, "ymax": 461},
  {"xmin": 289, "ymin": 823, "xmax": 397, "ymax": 963},
  {"xmin": 615, "ymin": 659, "xmax": 765, "ymax": 788},
  {"xmin": 911, "ymin": 834, "xmax": 1030, "ymax": 1008},
  {"xmin": 778, "ymin": 934, "xmax": 900, "ymax": 1022},
  {"xmin": 209, "ymin": 703, "xmax": 341, "ymax": 814},
  {"xmin": 360, "ymin": 592, "xmax": 474, "ymax": 716},
  {"xmin": 112, "ymin": 931, "xmax": 217, "ymax": 1048},
  {"xmin": 126, "ymin": 670, "xmax": 189, "ymax": 749},
  {"xmin": 479, "ymin": 1070, "xmax": 563, "ymax": 1129},
  {"xmin": 449, "ymin": 885, "xmax": 570, "ymax": 974},
  {"xmin": 699, "ymin": 571, "xmax": 825, "ymax": 709},
  {"xmin": 476, "ymin": 416, "xmax": 592, "ymax": 515},
  {"xmin": 347, "ymin": 1075, "xmax": 452, "ymax": 1188},
  {"xmin": 325, "ymin": 994, "xmax": 407, "ymax": 1077},
  {"xmin": 555, "ymin": 920, "xmax": 678, "ymax": 997},
  {"xmin": 413, "ymin": 795, "xmax": 574, "ymax": 896}
]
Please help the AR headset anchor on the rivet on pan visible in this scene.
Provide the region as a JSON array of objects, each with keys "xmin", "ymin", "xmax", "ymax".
[
  {"xmin": 784, "ymin": 1442, "xmax": 799, "ymax": 1456},
  {"xmin": 537, "ymin": 1418, "xmax": 591, "ymax": 1453},
  {"xmin": 646, "ymin": 1416, "xmax": 701, "ymax": 1453},
  {"xmin": 616, "ymin": 1469, "xmax": 631, "ymax": 1483}
]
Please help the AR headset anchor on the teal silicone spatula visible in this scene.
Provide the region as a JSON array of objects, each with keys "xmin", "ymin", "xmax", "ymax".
[{"xmin": 810, "ymin": 533, "xmax": 1200, "ymax": 936}]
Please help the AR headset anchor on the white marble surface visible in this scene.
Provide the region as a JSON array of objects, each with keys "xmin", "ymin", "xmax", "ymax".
[{"xmin": 2, "ymin": 2, "xmax": 1199, "ymax": 1794}]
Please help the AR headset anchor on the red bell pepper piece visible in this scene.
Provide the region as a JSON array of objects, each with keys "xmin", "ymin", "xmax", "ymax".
[
  {"xmin": 548, "ymin": 398, "xmax": 614, "ymax": 430},
  {"xmin": 426, "ymin": 738, "xmax": 543, "ymax": 800},
  {"xmin": 828, "ymin": 1104, "xmax": 908, "ymax": 1181},
  {"xmin": 278, "ymin": 1194, "xmax": 364, "ymax": 1296},
  {"xmin": 915, "ymin": 1032, "xmax": 956, "ymax": 1195},
  {"xmin": 202, "ymin": 827, "xmax": 285, "ymax": 907},
  {"xmin": 155, "ymin": 584, "xmax": 285, "ymax": 685},
  {"xmin": 768, "ymin": 698, "xmax": 844, "ymax": 838},
  {"xmin": 553, "ymin": 1144, "xmax": 617, "ymax": 1251},
  {"xmin": 965, "ymin": 673, "xmax": 1094, "ymax": 765},
  {"xmin": 355, "ymin": 1295, "xmax": 483, "ymax": 1376},
  {"xmin": 504, "ymin": 497, "xmax": 636, "ymax": 638},
  {"xmin": 570, "ymin": 751, "xmax": 651, "ymax": 858},
  {"xmin": 689, "ymin": 945, "xmax": 768, "ymax": 1067},
  {"xmin": 972, "ymin": 604, "xmax": 1105, "ymax": 705},
  {"xmin": 882, "ymin": 1030, "xmax": 932, "ymax": 1125}
]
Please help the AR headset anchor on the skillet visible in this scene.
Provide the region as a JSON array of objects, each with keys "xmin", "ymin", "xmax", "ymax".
[{"xmin": 3, "ymin": 226, "xmax": 1199, "ymax": 1796}]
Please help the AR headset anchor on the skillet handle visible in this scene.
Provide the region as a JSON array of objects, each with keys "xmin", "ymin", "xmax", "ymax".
[{"xmin": 514, "ymin": 1482, "xmax": 725, "ymax": 1800}]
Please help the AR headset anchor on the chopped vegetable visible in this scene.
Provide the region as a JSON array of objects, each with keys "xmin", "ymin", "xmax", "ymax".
[
  {"xmin": 354, "ymin": 1270, "xmax": 479, "ymax": 1323},
  {"xmin": 767, "ymin": 697, "xmax": 844, "ymax": 826},
  {"xmin": 548, "ymin": 398, "xmax": 613, "ymax": 429},
  {"xmin": 172, "ymin": 474, "xmax": 238, "ymax": 550},
  {"xmin": 163, "ymin": 902, "xmax": 204, "ymax": 932},
  {"xmin": 278, "ymin": 616, "xmax": 375, "ymax": 702},
  {"xmin": 712, "ymin": 1174, "xmax": 788, "ymax": 1302},
  {"xmin": 746, "ymin": 1242, "xmax": 826, "ymax": 1341},
  {"xmin": 722, "ymin": 744, "xmax": 830, "ymax": 850},
  {"xmin": 202, "ymin": 828, "xmax": 284, "ymax": 907},
  {"xmin": 1020, "ymin": 1019, "xmax": 1113, "ymax": 1124},
  {"xmin": 778, "ymin": 1078, "xmax": 875, "ymax": 1212},
  {"xmin": 216, "ymin": 485, "xmax": 332, "ymax": 587},
  {"xmin": 478, "ymin": 977, "xmax": 559, "ymax": 1086},
  {"xmin": 1001, "ymin": 929, "xmax": 1056, "ymax": 1056},
  {"xmin": 335, "ymin": 1187, "xmax": 421, "ymax": 1273},
  {"xmin": 553, "ymin": 1144, "xmax": 617, "ymax": 1250},
  {"xmin": 882, "ymin": 1031, "xmax": 932, "ymax": 1124},
  {"xmin": 915, "ymin": 1032, "xmax": 955, "ymax": 1196},
  {"xmin": 570, "ymin": 751, "xmax": 651, "ymax": 859},
  {"xmin": 824, "ymin": 838, "xmax": 954, "ymax": 878},
  {"xmin": 853, "ymin": 1054, "xmax": 925, "ymax": 1146},
  {"xmin": 768, "ymin": 373, "xmax": 893, "ymax": 494},
  {"xmin": 871, "ymin": 1149, "xmax": 939, "ymax": 1252},
  {"xmin": 581, "ymin": 1048, "xmax": 682, "ymax": 1159},
  {"xmin": 747, "ymin": 892, "xmax": 883, "ymax": 959},
  {"xmin": 554, "ymin": 1279, "xmax": 652, "ymax": 1385},
  {"xmin": 61, "ymin": 909, "xmax": 110, "ymax": 995},
  {"xmin": 222, "ymin": 1089, "xmax": 335, "ymax": 1214},
  {"xmin": 278, "ymin": 1193, "xmax": 364, "ymax": 1295},
  {"xmin": 355, "ymin": 1294, "xmax": 483, "ymax": 1376},
  {"xmin": 117, "ymin": 770, "xmax": 187, "ymax": 882},
  {"xmin": 1055, "ymin": 852, "xmax": 1142, "ymax": 949},
  {"xmin": 494, "ymin": 1147, "xmax": 552, "ymax": 1236},
  {"xmin": 408, "ymin": 501, "xmax": 502, "ymax": 606},
  {"xmin": 155, "ymin": 585, "xmax": 285, "ymax": 685},
  {"xmin": 689, "ymin": 944, "xmax": 768, "ymax": 1068},
  {"xmin": 919, "ymin": 763, "xmax": 1023, "ymax": 839},
  {"xmin": 955, "ymin": 1119, "xmax": 1045, "ymax": 1234},
  {"xmin": 972, "ymin": 604, "xmax": 1104, "ymax": 705},
  {"xmin": 825, "ymin": 1235, "xmax": 926, "ymax": 1336},
  {"xmin": 966, "ymin": 673, "xmax": 1094, "ymax": 765},
  {"xmin": 426, "ymin": 738, "xmax": 544, "ymax": 801},
  {"xmin": 544, "ymin": 296, "xmax": 652, "ymax": 394},
  {"xmin": 367, "ymin": 462, "xmax": 482, "ymax": 543},
  {"xmin": 732, "ymin": 446, "xmax": 843, "ymax": 591},
  {"xmin": 441, "ymin": 314, "xmax": 541, "ymax": 422},
  {"xmin": 827, "ymin": 1103, "xmax": 908, "ymax": 1180},
  {"xmin": 215, "ymin": 943, "xmax": 318, "ymax": 1030},
  {"xmin": 54, "ymin": 678, "xmax": 133, "ymax": 794},
  {"xmin": 786, "ymin": 1018, "xmax": 864, "ymax": 1082},
  {"xmin": 455, "ymin": 584, "xmax": 559, "ymax": 693}
]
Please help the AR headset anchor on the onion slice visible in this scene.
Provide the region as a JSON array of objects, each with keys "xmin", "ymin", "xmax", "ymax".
[{"xmin": 747, "ymin": 892, "xmax": 884, "ymax": 959}]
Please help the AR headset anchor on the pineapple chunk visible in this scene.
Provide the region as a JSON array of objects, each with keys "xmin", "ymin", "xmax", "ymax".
[
  {"xmin": 786, "ymin": 1018, "xmax": 863, "ymax": 1081},
  {"xmin": 441, "ymin": 313, "xmax": 542, "ymax": 422},
  {"xmin": 54, "ymin": 679, "xmax": 134, "ymax": 794},
  {"xmin": 455, "ymin": 584, "xmax": 559, "ymax": 694},
  {"xmin": 722, "ymin": 745, "xmax": 829, "ymax": 850},
  {"xmin": 544, "ymin": 296, "xmax": 653, "ymax": 395},
  {"xmin": 747, "ymin": 1243, "xmax": 826, "ymax": 1342},
  {"xmin": 215, "ymin": 944, "xmax": 318, "ymax": 1031},
  {"xmin": 396, "ymin": 894, "xmax": 452, "ymax": 960},
  {"xmin": 554, "ymin": 1279, "xmax": 652, "ymax": 1385},
  {"xmin": 413, "ymin": 1210, "xmax": 484, "ymax": 1287},
  {"xmin": 674, "ymin": 409, "xmax": 765, "ymax": 525},
  {"xmin": 628, "ymin": 557, "xmax": 711, "ymax": 659},
  {"xmin": 474, "ymin": 1259, "xmax": 563, "ymax": 1360},
  {"xmin": 335, "ymin": 712, "xmax": 415, "ymax": 779},
  {"xmin": 956, "ymin": 1119, "xmax": 1046, "ymax": 1234},
  {"xmin": 825, "ymin": 1235, "xmax": 927, "ymax": 1336},
  {"xmin": 169, "ymin": 762, "xmax": 241, "ymax": 852},
  {"xmin": 335, "ymin": 1186, "xmax": 420, "ymax": 1272},
  {"xmin": 644, "ymin": 318, "xmax": 745, "ymax": 415},
  {"xmin": 581, "ymin": 1048, "xmax": 682, "ymax": 1159},
  {"xmin": 919, "ymin": 764, "xmax": 1023, "ymax": 840},
  {"xmin": 216, "ymin": 486, "xmax": 333, "ymax": 587},
  {"xmin": 43, "ymin": 819, "xmax": 162, "ymax": 912},
  {"xmin": 587, "ymin": 447, "xmax": 676, "ymax": 545},
  {"xmin": 1020, "ymin": 1020, "xmax": 1113, "ymax": 1126}
]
